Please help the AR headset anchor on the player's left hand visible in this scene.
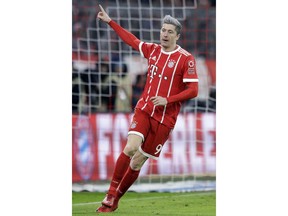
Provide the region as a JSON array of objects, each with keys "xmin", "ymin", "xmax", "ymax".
[{"xmin": 150, "ymin": 96, "xmax": 168, "ymax": 106}]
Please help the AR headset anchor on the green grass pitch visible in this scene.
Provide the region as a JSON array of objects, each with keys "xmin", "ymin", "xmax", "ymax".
[{"xmin": 72, "ymin": 191, "xmax": 216, "ymax": 215}]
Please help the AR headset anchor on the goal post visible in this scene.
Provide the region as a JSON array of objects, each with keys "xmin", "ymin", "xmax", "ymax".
[{"xmin": 72, "ymin": 0, "xmax": 216, "ymax": 192}]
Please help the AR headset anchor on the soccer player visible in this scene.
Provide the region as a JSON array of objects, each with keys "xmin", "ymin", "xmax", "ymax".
[{"xmin": 96, "ymin": 4, "xmax": 199, "ymax": 213}]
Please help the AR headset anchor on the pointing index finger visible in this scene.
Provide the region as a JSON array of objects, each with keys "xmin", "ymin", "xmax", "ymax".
[{"xmin": 99, "ymin": 4, "xmax": 105, "ymax": 12}]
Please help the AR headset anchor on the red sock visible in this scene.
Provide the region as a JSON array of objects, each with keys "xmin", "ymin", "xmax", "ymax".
[
  {"xmin": 108, "ymin": 152, "xmax": 131, "ymax": 194},
  {"xmin": 116, "ymin": 167, "xmax": 140, "ymax": 198}
]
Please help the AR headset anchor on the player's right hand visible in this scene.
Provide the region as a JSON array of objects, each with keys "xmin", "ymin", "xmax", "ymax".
[{"xmin": 97, "ymin": 4, "xmax": 111, "ymax": 23}]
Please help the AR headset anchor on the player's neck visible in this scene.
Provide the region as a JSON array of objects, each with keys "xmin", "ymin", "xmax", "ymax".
[{"xmin": 161, "ymin": 44, "xmax": 178, "ymax": 52}]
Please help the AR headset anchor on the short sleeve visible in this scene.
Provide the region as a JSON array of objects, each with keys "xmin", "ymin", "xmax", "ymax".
[
  {"xmin": 139, "ymin": 42, "xmax": 158, "ymax": 59},
  {"xmin": 183, "ymin": 55, "xmax": 198, "ymax": 83}
]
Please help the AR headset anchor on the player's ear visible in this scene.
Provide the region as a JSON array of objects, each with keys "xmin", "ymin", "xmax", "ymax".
[{"xmin": 176, "ymin": 34, "xmax": 180, "ymax": 41}]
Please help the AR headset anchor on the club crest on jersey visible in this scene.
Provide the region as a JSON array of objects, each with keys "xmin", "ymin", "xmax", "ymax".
[
  {"xmin": 168, "ymin": 59, "xmax": 176, "ymax": 68},
  {"xmin": 130, "ymin": 120, "xmax": 138, "ymax": 129}
]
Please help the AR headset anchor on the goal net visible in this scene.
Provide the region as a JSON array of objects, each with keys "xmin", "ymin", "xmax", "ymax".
[{"xmin": 72, "ymin": 0, "xmax": 216, "ymax": 192}]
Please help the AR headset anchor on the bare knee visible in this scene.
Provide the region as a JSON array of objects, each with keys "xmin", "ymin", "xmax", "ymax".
[
  {"xmin": 123, "ymin": 144, "xmax": 138, "ymax": 157},
  {"xmin": 123, "ymin": 134, "xmax": 143, "ymax": 157},
  {"xmin": 130, "ymin": 151, "xmax": 148, "ymax": 170}
]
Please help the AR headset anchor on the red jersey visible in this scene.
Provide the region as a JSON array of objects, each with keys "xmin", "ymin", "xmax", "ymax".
[
  {"xmin": 108, "ymin": 20, "xmax": 198, "ymax": 128},
  {"xmin": 136, "ymin": 42, "xmax": 198, "ymax": 128}
]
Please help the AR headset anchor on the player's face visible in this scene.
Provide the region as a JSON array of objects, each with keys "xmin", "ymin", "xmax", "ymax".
[{"xmin": 160, "ymin": 24, "xmax": 180, "ymax": 51}]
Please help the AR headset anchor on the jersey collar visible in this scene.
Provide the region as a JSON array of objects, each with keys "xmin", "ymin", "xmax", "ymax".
[{"xmin": 160, "ymin": 45, "xmax": 181, "ymax": 55}]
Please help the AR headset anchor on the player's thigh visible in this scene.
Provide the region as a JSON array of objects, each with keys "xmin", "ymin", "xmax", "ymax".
[
  {"xmin": 125, "ymin": 109, "xmax": 150, "ymax": 156},
  {"xmin": 128, "ymin": 109, "xmax": 150, "ymax": 140},
  {"xmin": 141, "ymin": 121, "xmax": 171, "ymax": 159}
]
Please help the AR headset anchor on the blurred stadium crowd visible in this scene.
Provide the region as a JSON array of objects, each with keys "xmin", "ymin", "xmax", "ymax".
[{"xmin": 72, "ymin": 0, "xmax": 216, "ymax": 114}]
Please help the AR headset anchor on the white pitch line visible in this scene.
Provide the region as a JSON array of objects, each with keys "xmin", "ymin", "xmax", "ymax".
[
  {"xmin": 73, "ymin": 191, "xmax": 215, "ymax": 206},
  {"xmin": 73, "ymin": 201, "xmax": 101, "ymax": 206}
]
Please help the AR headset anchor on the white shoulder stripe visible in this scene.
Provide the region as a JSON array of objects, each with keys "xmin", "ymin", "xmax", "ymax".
[
  {"xmin": 183, "ymin": 78, "xmax": 199, "ymax": 82},
  {"xmin": 179, "ymin": 50, "xmax": 188, "ymax": 56},
  {"xmin": 179, "ymin": 49, "xmax": 191, "ymax": 56}
]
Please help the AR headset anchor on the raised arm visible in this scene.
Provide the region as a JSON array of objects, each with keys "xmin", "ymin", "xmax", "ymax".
[{"xmin": 97, "ymin": 4, "xmax": 141, "ymax": 51}]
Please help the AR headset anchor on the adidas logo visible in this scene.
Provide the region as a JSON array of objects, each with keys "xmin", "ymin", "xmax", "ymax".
[{"xmin": 151, "ymin": 56, "xmax": 156, "ymax": 61}]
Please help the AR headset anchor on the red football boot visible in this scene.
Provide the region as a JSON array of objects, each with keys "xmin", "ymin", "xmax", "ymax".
[
  {"xmin": 96, "ymin": 205, "xmax": 112, "ymax": 213},
  {"xmin": 96, "ymin": 194, "xmax": 119, "ymax": 213},
  {"xmin": 102, "ymin": 193, "xmax": 117, "ymax": 207}
]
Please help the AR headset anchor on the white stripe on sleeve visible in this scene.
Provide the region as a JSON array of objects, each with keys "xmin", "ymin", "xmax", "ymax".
[{"xmin": 183, "ymin": 78, "xmax": 199, "ymax": 82}]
